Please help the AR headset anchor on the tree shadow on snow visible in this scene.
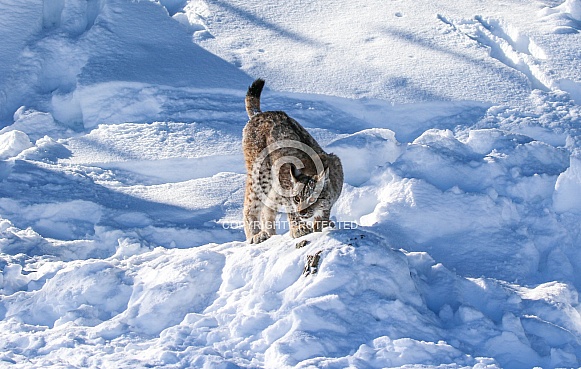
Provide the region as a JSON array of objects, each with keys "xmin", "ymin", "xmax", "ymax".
[{"xmin": 211, "ymin": 0, "xmax": 324, "ymax": 48}]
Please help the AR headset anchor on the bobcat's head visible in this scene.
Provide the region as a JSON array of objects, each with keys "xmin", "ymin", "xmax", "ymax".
[{"xmin": 288, "ymin": 163, "xmax": 329, "ymax": 218}]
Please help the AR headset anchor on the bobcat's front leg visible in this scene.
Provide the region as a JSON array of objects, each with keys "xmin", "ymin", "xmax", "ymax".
[
  {"xmin": 289, "ymin": 212, "xmax": 313, "ymax": 238},
  {"xmin": 313, "ymin": 209, "xmax": 332, "ymax": 232}
]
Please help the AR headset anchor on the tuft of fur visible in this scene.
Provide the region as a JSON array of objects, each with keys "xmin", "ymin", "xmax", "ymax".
[{"xmin": 242, "ymin": 79, "xmax": 344, "ymax": 244}]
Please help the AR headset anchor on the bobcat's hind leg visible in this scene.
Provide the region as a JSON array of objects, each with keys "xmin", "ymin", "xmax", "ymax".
[
  {"xmin": 244, "ymin": 185, "xmax": 263, "ymax": 242},
  {"xmin": 251, "ymin": 231, "xmax": 271, "ymax": 244},
  {"xmin": 246, "ymin": 208, "xmax": 270, "ymax": 244},
  {"xmin": 250, "ymin": 204, "xmax": 276, "ymax": 243}
]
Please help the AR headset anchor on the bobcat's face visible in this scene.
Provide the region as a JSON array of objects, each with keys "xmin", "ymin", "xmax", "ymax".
[{"xmin": 288, "ymin": 164, "xmax": 329, "ymax": 218}]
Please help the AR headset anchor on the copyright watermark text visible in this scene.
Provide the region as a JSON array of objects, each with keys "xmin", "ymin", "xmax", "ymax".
[{"xmin": 221, "ymin": 220, "xmax": 358, "ymax": 230}]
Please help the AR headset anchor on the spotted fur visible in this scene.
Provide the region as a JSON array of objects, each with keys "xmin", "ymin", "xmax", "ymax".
[{"xmin": 242, "ymin": 79, "xmax": 344, "ymax": 243}]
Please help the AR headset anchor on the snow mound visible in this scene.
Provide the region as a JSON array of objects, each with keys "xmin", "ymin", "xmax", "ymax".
[
  {"xmin": 540, "ymin": 0, "xmax": 581, "ymax": 34},
  {"xmin": 553, "ymin": 150, "xmax": 581, "ymax": 213},
  {"xmin": 0, "ymin": 131, "xmax": 32, "ymax": 160},
  {"xmin": 2, "ymin": 230, "xmax": 580, "ymax": 368},
  {"xmin": 0, "ymin": 230, "xmax": 482, "ymax": 367},
  {"xmin": 327, "ymin": 128, "xmax": 401, "ymax": 185}
]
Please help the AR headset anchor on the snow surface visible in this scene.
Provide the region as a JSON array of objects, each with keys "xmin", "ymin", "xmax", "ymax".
[{"xmin": 1, "ymin": 0, "xmax": 581, "ymax": 368}]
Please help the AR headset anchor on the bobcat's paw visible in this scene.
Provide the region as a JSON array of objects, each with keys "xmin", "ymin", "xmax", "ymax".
[
  {"xmin": 250, "ymin": 231, "xmax": 271, "ymax": 244},
  {"xmin": 291, "ymin": 223, "xmax": 313, "ymax": 238},
  {"xmin": 314, "ymin": 219, "xmax": 334, "ymax": 232}
]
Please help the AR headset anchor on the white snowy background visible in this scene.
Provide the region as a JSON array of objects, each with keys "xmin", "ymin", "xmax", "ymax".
[{"xmin": 1, "ymin": 0, "xmax": 581, "ymax": 368}]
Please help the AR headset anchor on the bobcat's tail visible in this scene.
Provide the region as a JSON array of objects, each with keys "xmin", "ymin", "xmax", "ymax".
[{"xmin": 246, "ymin": 78, "xmax": 265, "ymax": 118}]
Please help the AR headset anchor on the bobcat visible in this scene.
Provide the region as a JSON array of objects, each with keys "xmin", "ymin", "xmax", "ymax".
[{"xmin": 242, "ymin": 79, "xmax": 343, "ymax": 244}]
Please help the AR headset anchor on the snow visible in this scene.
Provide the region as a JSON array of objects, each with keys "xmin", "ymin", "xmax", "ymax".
[
  {"xmin": 1, "ymin": 0, "xmax": 581, "ymax": 368},
  {"xmin": 0, "ymin": 131, "xmax": 33, "ymax": 160},
  {"xmin": 554, "ymin": 152, "xmax": 581, "ymax": 213}
]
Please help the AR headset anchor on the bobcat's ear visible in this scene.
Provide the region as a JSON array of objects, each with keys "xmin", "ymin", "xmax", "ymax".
[
  {"xmin": 289, "ymin": 163, "xmax": 302, "ymax": 182},
  {"xmin": 316, "ymin": 167, "xmax": 329, "ymax": 182}
]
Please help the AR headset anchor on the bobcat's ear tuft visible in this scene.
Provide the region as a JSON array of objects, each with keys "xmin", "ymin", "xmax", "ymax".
[{"xmin": 316, "ymin": 167, "xmax": 329, "ymax": 182}]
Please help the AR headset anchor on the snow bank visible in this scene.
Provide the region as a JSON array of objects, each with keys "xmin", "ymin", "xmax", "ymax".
[
  {"xmin": 0, "ymin": 0, "xmax": 251, "ymax": 126},
  {"xmin": 0, "ymin": 230, "xmax": 472, "ymax": 367},
  {"xmin": 540, "ymin": 0, "xmax": 581, "ymax": 34},
  {"xmin": 327, "ymin": 128, "xmax": 401, "ymax": 185},
  {"xmin": 336, "ymin": 125, "xmax": 577, "ymax": 284},
  {"xmin": 2, "ymin": 229, "xmax": 580, "ymax": 368}
]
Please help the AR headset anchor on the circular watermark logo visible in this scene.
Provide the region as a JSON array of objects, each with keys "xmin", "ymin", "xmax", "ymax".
[{"xmin": 251, "ymin": 139, "xmax": 325, "ymax": 212}]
